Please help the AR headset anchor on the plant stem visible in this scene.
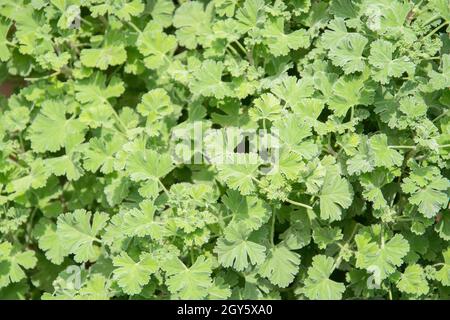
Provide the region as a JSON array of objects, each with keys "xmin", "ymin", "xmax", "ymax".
[
  {"xmin": 158, "ymin": 179, "xmax": 171, "ymax": 199},
  {"xmin": 126, "ymin": 21, "xmax": 142, "ymax": 34},
  {"xmin": 285, "ymin": 198, "xmax": 313, "ymax": 210},
  {"xmin": 388, "ymin": 145, "xmax": 416, "ymax": 149},
  {"xmin": 5, "ymin": 41, "xmax": 17, "ymax": 48},
  {"xmin": 422, "ymin": 14, "xmax": 440, "ymax": 27},
  {"xmin": 332, "ymin": 223, "xmax": 359, "ymax": 271},
  {"xmin": 226, "ymin": 44, "xmax": 240, "ymax": 57},
  {"xmin": 422, "ymin": 21, "xmax": 449, "ymax": 40},
  {"xmin": 25, "ymin": 208, "xmax": 37, "ymax": 245},
  {"xmin": 108, "ymin": 102, "xmax": 128, "ymax": 133},
  {"xmin": 234, "ymin": 40, "xmax": 247, "ymax": 55},
  {"xmin": 433, "ymin": 109, "xmax": 449, "ymax": 123},
  {"xmin": 388, "ymin": 285, "xmax": 393, "ymax": 300},
  {"xmin": 270, "ymin": 207, "xmax": 276, "ymax": 247},
  {"xmin": 25, "ymin": 71, "xmax": 60, "ymax": 81}
]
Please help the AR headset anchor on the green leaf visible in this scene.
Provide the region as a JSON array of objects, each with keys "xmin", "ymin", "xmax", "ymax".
[
  {"xmin": 0, "ymin": 207, "xmax": 27, "ymax": 234},
  {"xmin": 360, "ymin": 168, "xmax": 396, "ymax": 210},
  {"xmin": 80, "ymin": 33, "xmax": 127, "ymax": 70},
  {"xmin": 112, "ymin": 252, "xmax": 158, "ymax": 295},
  {"xmin": 83, "ymin": 135, "xmax": 125, "ymax": 174},
  {"xmin": 222, "ymin": 190, "xmax": 271, "ymax": 231},
  {"xmin": 28, "ymin": 100, "xmax": 85, "ymax": 152},
  {"xmin": 435, "ymin": 212, "xmax": 450, "ymax": 241},
  {"xmin": 275, "ymin": 115, "xmax": 319, "ymax": 160},
  {"xmin": 217, "ymin": 154, "xmax": 261, "ymax": 195},
  {"xmin": 89, "ymin": 0, "xmax": 144, "ymax": 21},
  {"xmin": 312, "ymin": 224, "xmax": 343, "ymax": 250},
  {"xmin": 397, "ymin": 264, "xmax": 429, "ymax": 296},
  {"xmin": 189, "ymin": 60, "xmax": 232, "ymax": 99},
  {"xmin": 136, "ymin": 88, "xmax": 174, "ymax": 119},
  {"xmin": 173, "ymin": 1, "xmax": 211, "ymax": 49},
  {"xmin": 263, "ymin": 17, "xmax": 310, "ymax": 57},
  {"xmin": 0, "ymin": 19, "xmax": 11, "ymax": 62},
  {"xmin": 7, "ymin": 159, "xmax": 50, "ymax": 195},
  {"xmin": 137, "ymin": 28, "xmax": 177, "ymax": 70},
  {"xmin": 148, "ymin": 0, "xmax": 175, "ymax": 27},
  {"xmin": 214, "ymin": 225, "xmax": 266, "ymax": 271},
  {"xmin": 402, "ymin": 167, "xmax": 450, "ymax": 218},
  {"xmin": 249, "ymin": 93, "xmax": 282, "ymax": 122},
  {"xmin": 164, "ymin": 256, "xmax": 212, "ymax": 299},
  {"xmin": 56, "ymin": 210, "xmax": 109, "ymax": 263},
  {"xmin": 368, "ymin": 134, "xmax": 403, "ymax": 169},
  {"xmin": 0, "ymin": 242, "xmax": 37, "ymax": 288},
  {"xmin": 368, "ymin": 39, "xmax": 414, "ymax": 84},
  {"xmin": 74, "ymin": 72, "xmax": 125, "ymax": 106},
  {"xmin": 329, "ymin": 33, "xmax": 368, "ymax": 74},
  {"xmin": 274, "ymin": 78, "xmax": 313, "ymax": 110},
  {"xmin": 125, "ymin": 149, "xmax": 174, "ymax": 182},
  {"xmin": 435, "ymin": 247, "xmax": 450, "ymax": 286},
  {"xmin": 428, "ymin": 54, "xmax": 450, "ymax": 91},
  {"xmin": 318, "ymin": 165, "xmax": 353, "ymax": 222},
  {"xmin": 302, "ymin": 255, "xmax": 345, "ymax": 300},
  {"xmin": 328, "ymin": 72, "xmax": 375, "ymax": 117},
  {"xmin": 121, "ymin": 201, "xmax": 167, "ymax": 240},
  {"xmin": 46, "ymin": 154, "xmax": 84, "ymax": 181},
  {"xmin": 355, "ymin": 233, "xmax": 409, "ymax": 280},
  {"xmin": 34, "ymin": 218, "xmax": 68, "ymax": 265},
  {"xmin": 235, "ymin": 0, "xmax": 266, "ymax": 33},
  {"xmin": 258, "ymin": 244, "xmax": 300, "ymax": 288}
]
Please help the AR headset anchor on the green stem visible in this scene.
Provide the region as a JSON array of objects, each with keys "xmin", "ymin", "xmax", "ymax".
[
  {"xmin": 80, "ymin": 17, "xmax": 93, "ymax": 27},
  {"xmin": 25, "ymin": 208, "xmax": 38, "ymax": 245},
  {"xmin": 270, "ymin": 207, "xmax": 276, "ymax": 247},
  {"xmin": 25, "ymin": 71, "xmax": 60, "ymax": 81},
  {"xmin": 433, "ymin": 109, "xmax": 449, "ymax": 123},
  {"xmin": 332, "ymin": 223, "xmax": 359, "ymax": 271},
  {"xmin": 395, "ymin": 217, "xmax": 414, "ymax": 222},
  {"xmin": 388, "ymin": 145, "xmax": 416, "ymax": 149},
  {"xmin": 126, "ymin": 21, "xmax": 142, "ymax": 34},
  {"xmin": 158, "ymin": 179, "xmax": 171, "ymax": 199},
  {"xmin": 422, "ymin": 14, "xmax": 440, "ymax": 27},
  {"xmin": 18, "ymin": 134, "xmax": 25, "ymax": 153},
  {"xmin": 5, "ymin": 41, "xmax": 17, "ymax": 48},
  {"xmin": 107, "ymin": 102, "xmax": 128, "ymax": 133},
  {"xmin": 390, "ymin": 144, "xmax": 450, "ymax": 151},
  {"xmin": 422, "ymin": 21, "xmax": 449, "ymax": 40},
  {"xmin": 234, "ymin": 40, "xmax": 247, "ymax": 55},
  {"xmin": 285, "ymin": 198, "xmax": 313, "ymax": 210},
  {"xmin": 226, "ymin": 44, "xmax": 240, "ymax": 57},
  {"xmin": 102, "ymin": 126, "xmax": 128, "ymax": 139}
]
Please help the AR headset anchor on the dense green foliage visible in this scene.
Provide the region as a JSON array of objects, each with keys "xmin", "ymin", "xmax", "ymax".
[{"xmin": 0, "ymin": 0, "xmax": 449, "ymax": 300}]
